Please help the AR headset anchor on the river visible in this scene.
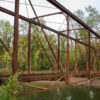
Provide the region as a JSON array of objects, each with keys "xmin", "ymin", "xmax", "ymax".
[{"xmin": 18, "ymin": 85, "xmax": 100, "ymax": 100}]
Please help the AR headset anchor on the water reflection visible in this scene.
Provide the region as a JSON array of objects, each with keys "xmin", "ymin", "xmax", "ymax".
[
  {"xmin": 89, "ymin": 90, "xmax": 94, "ymax": 99},
  {"xmin": 18, "ymin": 86, "xmax": 100, "ymax": 100},
  {"xmin": 57, "ymin": 88, "xmax": 60, "ymax": 96},
  {"xmin": 66, "ymin": 96, "xmax": 72, "ymax": 100}
]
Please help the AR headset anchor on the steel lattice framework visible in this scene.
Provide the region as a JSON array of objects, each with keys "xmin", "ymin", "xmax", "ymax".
[{"xmin": 0, "ymin": 0, "xmax": 100, "ymax": 85}]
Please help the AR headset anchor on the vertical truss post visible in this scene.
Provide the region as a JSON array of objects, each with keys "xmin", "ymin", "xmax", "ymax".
[
  {"xmin": 28, "ymin": 23, "xmax": 31, "ymax": 74},
  {"xmin": 58, "ymin": 34, "xmax": 60, "ymax": 72},
  {"xmin": 12, "ymin": 0, "xmax": 20, "ymax": 74},
  {"xmin": 66, "ymin": 15, "xmax": 70, "ymax": 83},
  {"xmin": 28, "ymin": 0, "xmax": 63, "ymax": 73},
  {"xmin": 88, "ymin": 31, "xmax": 91, "ymax": 79}
]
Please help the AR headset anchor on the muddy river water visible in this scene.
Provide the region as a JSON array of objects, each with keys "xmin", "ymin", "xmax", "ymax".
[{"xmin": 18, "ymin": 85, "xmax": 100, "ymax": 100}]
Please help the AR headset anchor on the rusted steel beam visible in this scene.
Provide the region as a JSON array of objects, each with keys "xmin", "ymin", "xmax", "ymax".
[
  {"xmin": 59, "ymin": 28, "xmax": 85, "ymax": 32},
  {"xmin": 0, "ymin": 7, "xmax": 94, "ymax": 49},
  {"xmin": 32, "ymin": 26, "xmax": 55, "ymax": 71},
  {"xmin": 31, "ymin": 12, "xmax": 63, "ymax": 20},
  {"xmin": 20, "ymin": 73, "xmax": 63, "ymax": 82},
  {"xmin": 0, "ymin": 38, "xmax": 10, "ymax": 55},
  {"xmin": 28, "ymin": 23, "xmax": 31, "ymax": 74},
  {"xmin": 88, "ymin": 31, "xmax": 91, "ymax": 79},
  {"xmin": 66, "ymin": 15, "xmax": 70, "ymax": 83},
  {"xmin": 0, "ymin": 7, "xmax": 30, "ymax": 22},
  {"xmin": 47, "ymin": 0, "xmax": 100, "ymax": 39},
  {"xmin": 30, "ymin": 24, "xmax": 95, "ymax": 50},
  {"xmin": 12, "ymin": 0, "xmax": 20, "ymax": 74},
  {"xmin": 28, "ymin": 0, "xmax": 63, "ymax": 73},
  {"xmin": 18, "ymin": 76, "xmax": 92, "ymax": 96},
  {"xmin": 78, "ymin": 36, "xmax": 97, "ymax": 41}
]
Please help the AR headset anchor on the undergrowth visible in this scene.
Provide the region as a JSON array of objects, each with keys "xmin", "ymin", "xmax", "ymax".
[{"xmin": 0, "ymin": 73, "xmax": 20, "ymax": 100}]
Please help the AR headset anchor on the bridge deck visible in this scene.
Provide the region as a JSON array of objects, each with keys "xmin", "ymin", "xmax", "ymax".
[{"xmin": 0, "ymin": 71, "xmax": 100, "ymax": 83}]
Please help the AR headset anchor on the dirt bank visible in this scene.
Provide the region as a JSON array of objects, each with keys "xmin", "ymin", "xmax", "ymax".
[{"xmin": 76, "ymin": 79, "xmax": 100, "ymax": 88}]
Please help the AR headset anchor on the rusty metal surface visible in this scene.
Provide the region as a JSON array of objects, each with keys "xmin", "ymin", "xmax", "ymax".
[
  {"xmin": 47, "ymin": 0, "xmax": 100, "ymax": 39},
  {"xmin": 0, "ymin": 7, "xmax": 95, "ymax": 49},
  {"xmin": 12, "ymin": 0, "xmax": 20, "ymax": 74},
  {"xmin": 32, "ymin": 11, "xmax": 63, "ymax": 20},
  {"xmin": 59, "ymin": 28, "xmax": 85, "ymax": 32},
  {"xmin": 0, "ymin": 71, "xmax": 100, "ymax": 84},
  {"xmin": 28, "ymin": 0, "xmax": 63, "ymax": 73},
  {"xmin": 20, "ymin": 73, "xmax": 63, "ymax": 82},
  {"xmin": 32, "ymin": 26, "xmax": 55, "ymax": 71},
  {"xmin": 0, "ymin": 0, "xmax": 100, "ymax": 85}
]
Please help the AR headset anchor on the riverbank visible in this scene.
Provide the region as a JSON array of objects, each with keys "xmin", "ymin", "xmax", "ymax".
[
  {"xmin": 77, "ymin": 79, "xmax": 100, "ymax": 88},
  {"xmin": 20, "ymin": 77, "xmax": 100, "ymax": 90}
]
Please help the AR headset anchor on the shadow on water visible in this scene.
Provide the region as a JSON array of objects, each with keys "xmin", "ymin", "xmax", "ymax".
[{"xmin": 17, "ymin": 86, "xmax": 100, "ymax": 100}]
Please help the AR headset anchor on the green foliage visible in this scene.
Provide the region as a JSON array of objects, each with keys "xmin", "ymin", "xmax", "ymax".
[
  {"xmin": 0, "ymin": 20, "xmax": 13, "ymax": 48},
  {"xmin": 18, "ymin": 34, "xmax": 28, "ymax": 71},
  {"xmin": 69, "ymin": 47, "xmax": 75, "ymax": 70},
  {"xmin": 60, "ymin": 37, "xmax": 66, "ymax": 68},
  {"xmin": 0, "ymin": 6, "xmax": 100, "ymax": 73},
  {"xmin": 32, "ymin": 50, "xmax": 40, "ymax": 70},
  {"xmin": 75, "ymin": 6, "xmax": 100, "ymax": 32},
  {"xmin": 0, "ymin": 20, "xmax": 13, "ymax": 73},
  {"xmin": 0, "ymin": 74, "xmax": 20, "ymax": 100},
  {"xmin": 75, "ymin": 6, "xmax": 100, "ymax": 71},
  {"xmin": 75, "ymin": 9, "xmax": 85, "ymax": 21},
  {"xmin": 85, "ymin": 6, "xmax": 100, "ymax": 30}
]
